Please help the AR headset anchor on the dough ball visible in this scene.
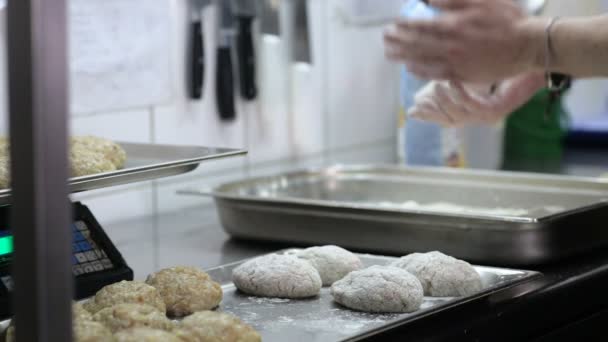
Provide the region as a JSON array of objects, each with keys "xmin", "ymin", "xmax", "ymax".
[
  {"xmin": 5, "ymin": 320, "xmax": 113, "ymax": 342},
  {"xmin": 84, "ymin": 280, "xmax": 166, "ymax": 314},
  {"xmin": 71, "ymin": 136, "xmax": 127, "ymax": 169},
  {"xmin": 70, "ymin": 144, "xmax": 117, "ymax": 177},
  {"xmin": 146, "ymin": 266, "xmax": 222, "ymax": 317},
  {"xmin": 390, "ymin": 251, "xmax": 482, "ymax": 297},
  {"xmin": 232, "ymin": 254, "xmax": 321, "ymax": 298},
  {"xmin": 115, "ymin": 328, "xmax": 182, "ymax": 342},
  {"xmin": 92, "ymin": 303, "xmax": 174, "ymax": 333},
  {"xmin": 0, "ymin": 156, "xmax": 10, "ymax": 189},
  {"xmin": 73, "ymin": 302, "xmax": 93, "ymax": 322},
  {"xmin": 4, "ymin": 325, "xmax": 13, "ymax": 342},
  {"xmin": 173, "ymin": 311, "xmax": 261, "ymax": 342},
  {"xmin": 0, "ymin": 135, "xmax": 127, "ymax": 186},
  {"xmin": 0, "ymin": 137, "xmax": 8, "ymax": 155},
  {"xmin": 73, "ymin": 320, "xmax": 114, "ymax": 342},
  {"xmin": 5, "ymin": 302, "xmax": 97, "ymax": 342},
  {"xmin": 330, "ymin": 266, "xmax": 423, "ymax": 313},
  {"xmin": 296, "ymin": 245, "xmax": 363, "ymax": 286}
]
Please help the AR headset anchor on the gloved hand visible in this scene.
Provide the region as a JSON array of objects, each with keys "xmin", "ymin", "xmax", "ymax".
[
  {"xmin": 383, "ymin": 0, "xmax": 540, "ymax": 83},
  {"xmin": 409, "ymin": 72, "xmax": 546, "ymax": 126}
]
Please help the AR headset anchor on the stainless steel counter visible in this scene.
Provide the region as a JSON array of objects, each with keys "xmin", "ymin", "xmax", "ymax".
[{"xmin": 100, "ymin": 205, "xmax": 282, "ymax": 279}]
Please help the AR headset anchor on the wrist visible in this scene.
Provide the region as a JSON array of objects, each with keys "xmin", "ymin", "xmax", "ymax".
[{"xmin": 517, "ymin": 17, "xmax": 546, "ymax": 72}]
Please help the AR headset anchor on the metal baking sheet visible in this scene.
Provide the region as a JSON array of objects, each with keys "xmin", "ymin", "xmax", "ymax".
[
  {"xmin": 0, "ymin": 249, "xmax": 540, "ymax": 341},
  {"xmin": 0, "ymin": 142, "xmax": 245, "ymax": 205},
  {"xmin": 206, "ymin": 249, "xmax": 540, "ymax": 342},
  {"xmin": 180, "ymin": 165, "xmax": 608, "ymax": 265}
]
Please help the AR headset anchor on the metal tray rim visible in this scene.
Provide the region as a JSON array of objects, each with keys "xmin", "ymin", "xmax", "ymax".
[
  {"xmin": 0, "ymin": 142, "xmax": 247, "ymax": 199},
  {"xmin": 223, "ymin": 164, "xmax": 608, "ymax": 188},
  {"xmin": 181, "ymin": 164, "xmax": 608, "ymax": 225}
]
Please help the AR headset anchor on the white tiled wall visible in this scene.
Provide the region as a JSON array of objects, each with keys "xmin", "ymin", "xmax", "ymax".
[
  {"xmin": 325, "ymin": 2, "xmax": 400, "ymax": 150},
  {"xmin": 0, "ymin": 0, "xmax": 400, "ymax": 224},
  {"xmin": 4, "ymin": 0, "xmax": 604, "ymax": 227}
]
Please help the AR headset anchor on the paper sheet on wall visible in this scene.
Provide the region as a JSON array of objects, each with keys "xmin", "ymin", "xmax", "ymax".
[{"xmin": 70, "ymin": 0, "xmax": 172, "ymax": 114}]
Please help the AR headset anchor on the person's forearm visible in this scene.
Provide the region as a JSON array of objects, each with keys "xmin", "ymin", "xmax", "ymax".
[{"xmin": 523, "ymin": 15, "xmax": 608, "ymax": 78}]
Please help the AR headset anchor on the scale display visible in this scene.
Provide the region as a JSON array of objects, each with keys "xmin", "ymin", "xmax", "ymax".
[
  {"xmin": 0, "ymin": 202, "xmax": 133, "ymax": 319},
  {"xmin": 0, "ymin": 234, "xmax": 12, "ymax": 257}
]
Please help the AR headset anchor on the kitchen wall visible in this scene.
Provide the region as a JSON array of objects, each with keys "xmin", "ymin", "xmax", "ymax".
[
  {"xmin": 0, "ymin": 0, "xmax": 401, "ymax": 225},
  {"xmin": 0, "ymin": 1, "xmax": 603, "ymax": 278},
  {"xmin": 0, "ymin": 0, "xmax": 604, "ymax": 227}
]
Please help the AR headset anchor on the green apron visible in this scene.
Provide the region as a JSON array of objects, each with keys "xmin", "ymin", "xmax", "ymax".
[{"xmin": 502, "ymin": 90, "xmax": 568, "ymax": 173}]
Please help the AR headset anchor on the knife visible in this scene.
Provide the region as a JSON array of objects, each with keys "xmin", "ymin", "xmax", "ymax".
[
  {"xmin": 291, "ymin": 0, "xmax": 311, "ymax": 65},
  {"xmin": 257, "ymin": 0, "xmax": 288, "ymax": 129},
  {"xmin": 232, "ymin": 0, "xmax": 258, "ymax": 100},
  {"xmin": 216, "ymin": 0, "xmax": 236, "ymax": 121},
  {"xmin": 189, "ymin": 0, "xmax": 210, "ymax": 99},
  {"xmin": 289, "ymin": 0, "xmax": 313, "ymax": 154}
]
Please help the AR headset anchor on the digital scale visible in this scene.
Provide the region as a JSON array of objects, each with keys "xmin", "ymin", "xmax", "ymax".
[{"xmin": 0, "ymin": 202, "xmax": 133, "ymax": 319}]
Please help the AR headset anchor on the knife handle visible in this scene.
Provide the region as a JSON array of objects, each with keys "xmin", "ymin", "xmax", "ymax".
[
  {"xmin": 216, "ymin": 47, "xmax": 236, "ymax": 121},
  {"xmin": 237, "ymin": 16, "xmax": 257, "ymax": 100},
  {"xmin": 189, "ymin": 21, "xmax": 204, "ymax": 99}
]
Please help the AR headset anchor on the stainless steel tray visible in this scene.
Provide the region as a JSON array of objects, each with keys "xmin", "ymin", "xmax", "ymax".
[
  {"xmin": 0, "ymin": 142, "xmax": 245, "ymax": 205},
  {"xmin": 180, "ymin": 165, "xmax": 608, "ymax": 265},
  {"xmin": 206, "ymin": 249, "xmax": 540, "ymax": 342}
]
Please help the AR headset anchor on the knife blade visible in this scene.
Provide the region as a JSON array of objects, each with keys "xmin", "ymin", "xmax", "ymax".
[
  {"xmin": 288, "ymin": 0, "xmax": 313, "ymax": 155},
  {"xmin": 292, "ymin": 0, "xmax": 311, "ymax": 64},
  {"xmin": 257, "ymin": 0, "xmax": 288, "ymax": 135},
  {"xmin": 232, "ymin": 0, "xmax": 258, "ymax": 100},
  {"xmin": 216, "ymin": 0, "xmax": 236, "ymax": 121},
  {"xmin": 260, "ymin": 0, "xmax": 280, "ymax": 36}
]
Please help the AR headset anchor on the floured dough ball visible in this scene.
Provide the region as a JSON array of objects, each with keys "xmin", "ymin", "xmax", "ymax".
[
  {"xmin": 71, "ymin": 136, "xmax": 127, "ymax": 169},
  {"xmin": 146, "ymin": 266, "xmax": 222, "ymax": 317},
  {"xmin": 6, "ymin": 320, "xmax": 113, "ymax": 342},
  {"xmin": 83, "ymin": 280, "xmax": 166, "ymax": 314},
  {"xmin": 296, "ymin": 245, "xmax": 363, "ymax": 286},
  {"xmin": 390, "ymin": 251, "xmax": 482, "ymax": 297},
  {"xmin": 173, "ymin": 311, "xmax": 261, "ymax": 342},
  {"xmin": 232, "ymin": 254, "xmax": 321, "ymax": 298},
  {"xmin": 92, "ymin": 303, "xmax": 173, "ymax": 333},
  {"xmin": 115, "ymin": 328, "xmax": 182, "ymax": 342},
  {"xmin": 330, "ymin": 266, "xmax": 423, "ymax": 313},
  {"xmin": 73, "ymin": 320, "xmax": 114, "ymax": 342},
  {"xmin": 70, "ymin": 144, "xmax": 117, "ymax": 177}
]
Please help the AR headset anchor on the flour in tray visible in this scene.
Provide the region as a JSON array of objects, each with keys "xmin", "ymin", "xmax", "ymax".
[
  {"xmin": 376, "ymin": 200, "xmax": 530, "ymax": 216},
  {"xmin": 245, "ymin": 297, "xmax": 291, "ymax": 305},
  {"xmin": 261, "ymin": 309, "xmax": 401, "ymax": 336},
  {"xmin": 298, "ymin": 311, "xmax": 401, "ymax": 334}
]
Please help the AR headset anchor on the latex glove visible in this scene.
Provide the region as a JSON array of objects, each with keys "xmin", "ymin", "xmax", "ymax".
[
  {"xmin": 409, "ymin": 72, "xmax": 545, "ymax": 126},
  {"xmin": 384, "ymin": 0, "xmax": 540, "ymax": 83}
]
